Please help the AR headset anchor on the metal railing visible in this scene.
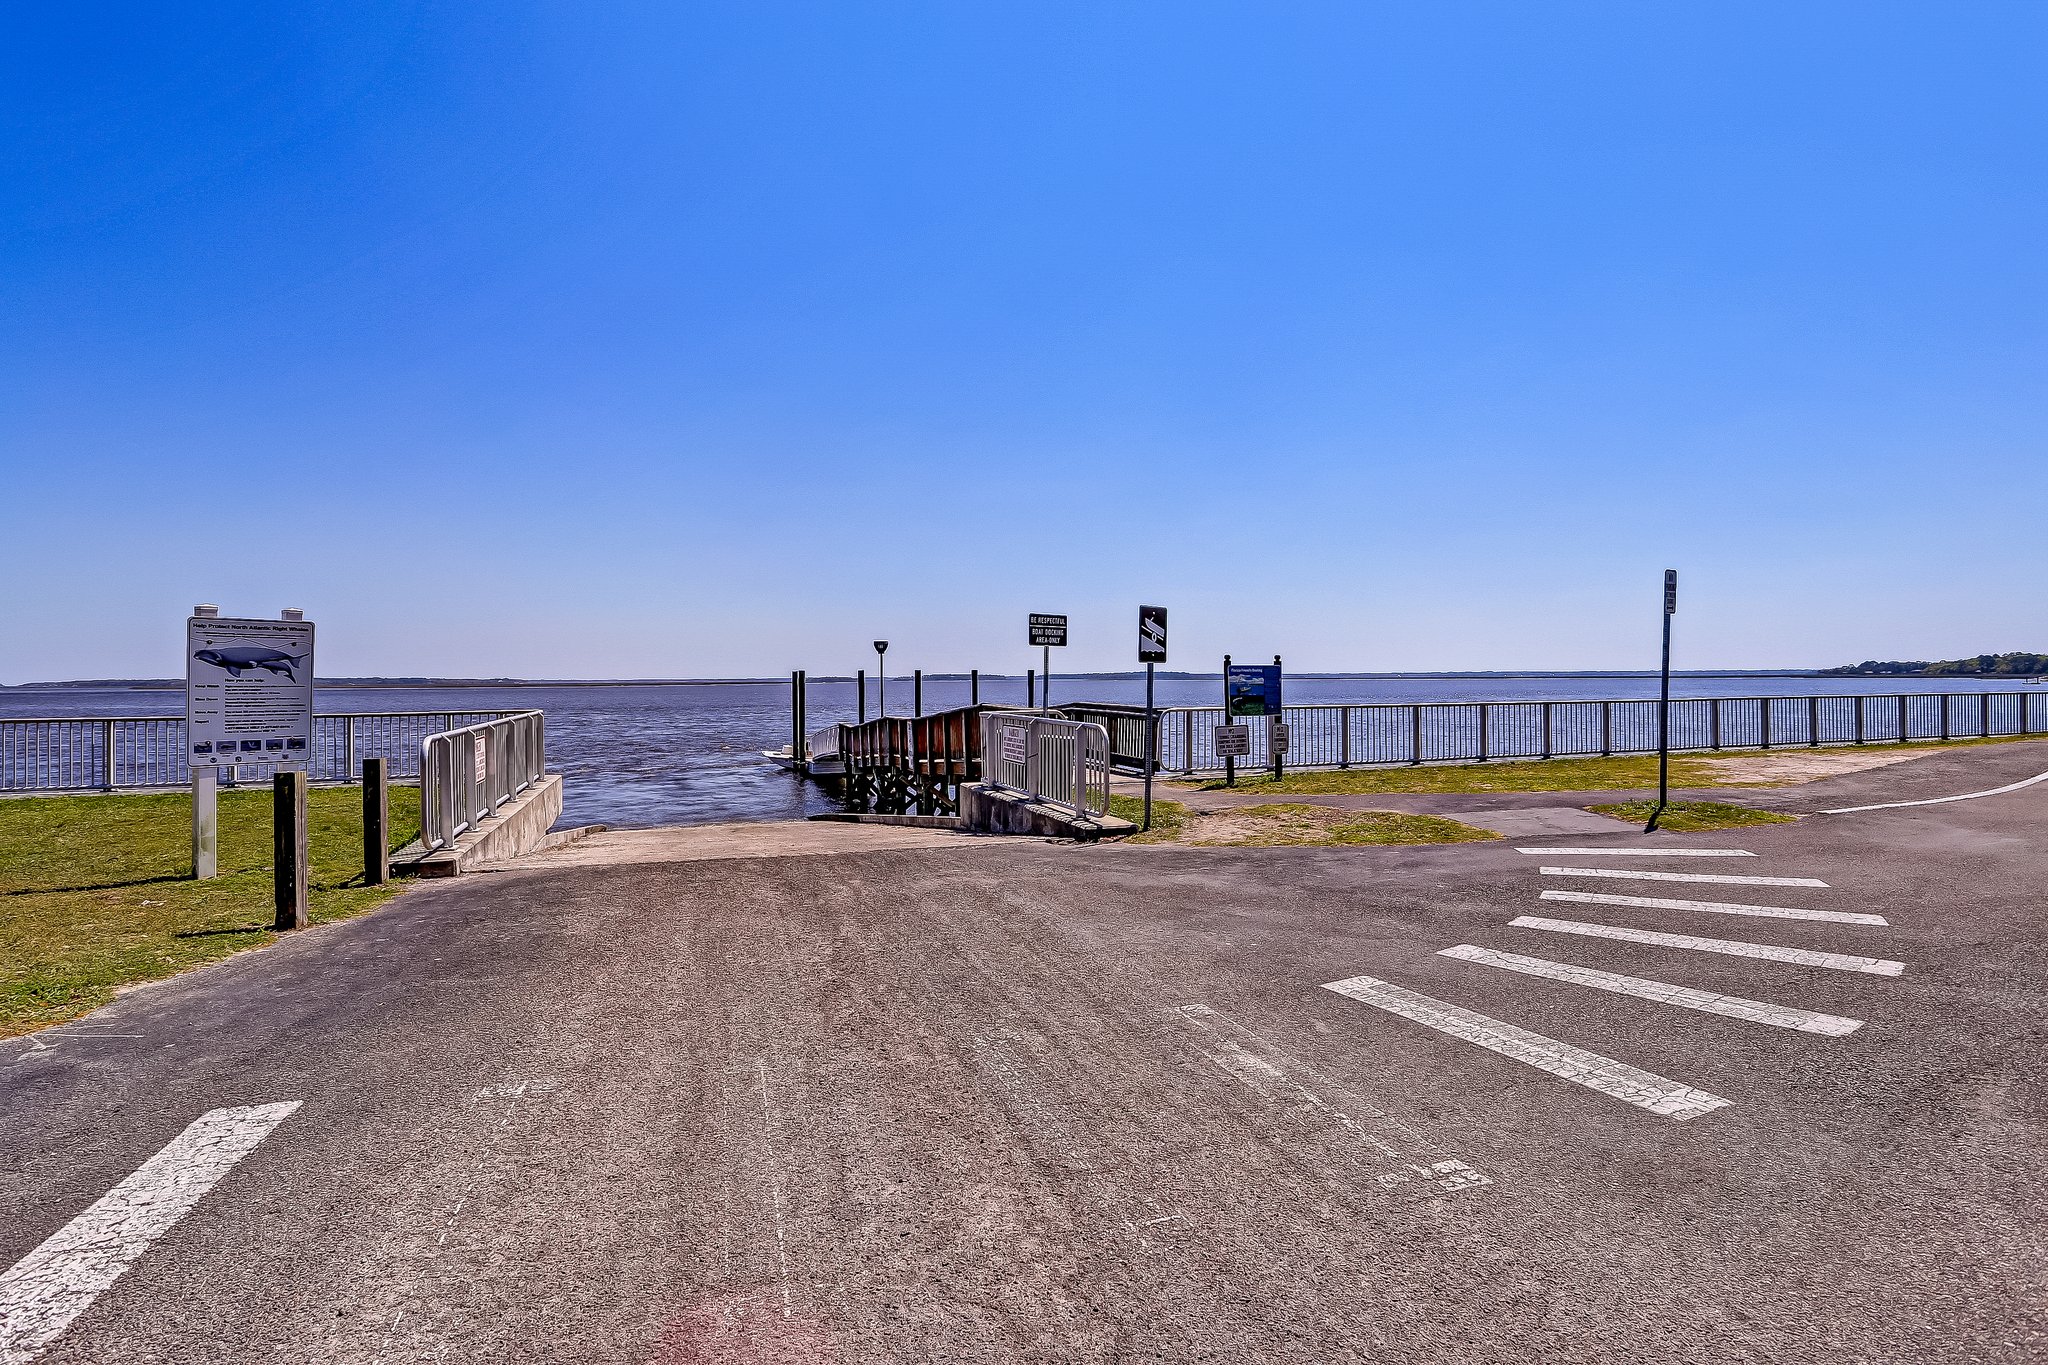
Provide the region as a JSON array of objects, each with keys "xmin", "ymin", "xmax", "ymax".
[
  {"xmin": 0, "ymin": 711, "xmax": 524, "ymax": 793},
  {"xmin": 419, "ymin": 711, "xmax": 547, "ymax": 852},
  {"xmin": 1118, "ymin": 690, "xmax": 2048, "ymax": 774},
  {"xmin": 979, "ymin": 712, "xmax": 1111, "ymax": 817}
]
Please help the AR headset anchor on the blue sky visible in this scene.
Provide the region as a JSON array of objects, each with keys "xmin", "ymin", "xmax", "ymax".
[{"xmin": 5, "ymin": 3, "xmax": 2043, "ymax": 681}]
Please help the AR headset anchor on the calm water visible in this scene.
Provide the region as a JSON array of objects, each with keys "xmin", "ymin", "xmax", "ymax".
[{"xmin": 2, "ymin": 674, "xmax": 2034, "ymax": 829}]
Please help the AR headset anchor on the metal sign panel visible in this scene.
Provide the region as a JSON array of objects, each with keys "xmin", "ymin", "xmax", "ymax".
[
  {"xmin": 474, "ymin": 735, "xmax": 489, "ymax": 786},
  {"xmin": 186, "ymin": 616, "xmax": 315, "ymax": 767},
  {"xmin": 1213, "ymin": 724, "xmax": 1251, "ymax": 757},
  {"xmin": 1028, "ymin": 613, "xmax": 1068, "ymax": 647},
  {"xmin": 1000, "ymin": 725, "xmax": 1029, "ymax": 765},
  {"xmin": 1226, "ymin": 664, "xmax": 1281, "ymax": 718},
  {"xmin": 1138, "ymin": 605, "xmax": 1167, "ymax": 663},
  {"xmin": 1270, "ymin": 722, "xmax": 1290, "ymax": 755},
  {"xmin": 1663, "ymin": 569, "xmax": 1678, "ymax": 615}
]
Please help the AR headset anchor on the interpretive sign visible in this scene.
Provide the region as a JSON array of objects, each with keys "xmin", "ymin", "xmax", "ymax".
[
  {"xmin": 1214, "ymin": 725, "xmax": 1251, "ymax": 758},
  {"xmin": 1138, "ymin": 606, "xmax": 1167, "ymax": 663},
  {"xmin": 186, "ymin": 615, "xmax": 314, "ymax": 767},
  {"xmin": 1028, "ymin": 614, "xmax": 1068, "ymax": 647},
  {"xmin": 1226, "ymin": 664, "xmax": 1281, "ymax": 718},
  {"xmin": 1000, "ymin": 725, "xmax": 1030, "ymax": 766}
]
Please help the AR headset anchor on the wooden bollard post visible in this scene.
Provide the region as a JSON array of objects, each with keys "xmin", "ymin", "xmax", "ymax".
[
  {"xmin": 274, "ymin": 770, "xmax": 310, "ymax": 930},
  {"xmin": 362, "ymin": 757, "xmax": 389, "ymax": 886}
]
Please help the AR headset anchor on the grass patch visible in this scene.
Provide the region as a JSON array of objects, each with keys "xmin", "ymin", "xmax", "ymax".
[
  {"xmin": 1180, "ymin": 730, "xmax": 2048, "ymax": 796},
  {"xmin": 1186, "ymin": 754, "xmax": 1703, "ymax": 795},
  {"xmin": 1186, "ymin": 803, "xmax": 1498, "ymax": 848},
  {"xmin": 1106, "ymin": 794, "xmax": 1192, "ymax": 844},
  {"xmin": 1586, "ymin": 800, "xmax": 1797, "ymax": 831},
  {"xmin": 0, "ymin": 785, "xmax": 420, "ymax": 1039}
]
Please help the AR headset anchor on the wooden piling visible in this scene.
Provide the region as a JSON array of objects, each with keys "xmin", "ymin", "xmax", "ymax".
[
  {"xmin": 362, "ymin": 758, "xmax": 389, "ymax": 886},
  {"xmin": 273, "ymin": 770, "xmax": 310, "ymax": 930}
]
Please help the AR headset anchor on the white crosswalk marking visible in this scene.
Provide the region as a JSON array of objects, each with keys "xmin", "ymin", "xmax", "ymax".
[
  {"xmin": 1439, "ymin": 944, "xmax": 1864, "ymax": 1036},
  {"xmin": 1538, "ymin": 888, "xmax": 1886, "ymax": 926},
  {"xmin": 1509, "ymin": 916, "xmax": 1905, "ymax": 976},
  {"xmin": 1541, "ymin": 865, "xmax": 1827, "ymax": 887},
  {"xmin": 1321, "ymin": 976, "xmax": 1731, "ymax": 1119},
  {"xmin": 0, "ymin": 1103, "xmax": 299, "ymax": 1365},
  {"xmin": 1515, "ymin": 847, "xmax": 1754, "ymax": 857}
]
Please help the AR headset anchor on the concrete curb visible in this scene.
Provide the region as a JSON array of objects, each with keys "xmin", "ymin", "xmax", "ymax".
[{"xmin": 391, "ymin": 772, "xmax": 566, "ymax": 877}]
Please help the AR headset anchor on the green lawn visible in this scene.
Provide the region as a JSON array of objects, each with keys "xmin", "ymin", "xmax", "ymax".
[
  {"xmin": 1587, "ymin": 800, "xmax": 1798, "ymax": 831},
  {"xmin": 0, "ymin": 785, "xmax": 420, "ymax": 1039}
]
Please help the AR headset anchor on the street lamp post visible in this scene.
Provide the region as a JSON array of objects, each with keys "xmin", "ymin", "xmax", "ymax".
[
  {"xmin": 874, "ymin": 641, "xmax": 889, "ymax": 717},
  {"xmin": 1645, "ymin": 570, "xmax": 1677, "ymax": 833}
]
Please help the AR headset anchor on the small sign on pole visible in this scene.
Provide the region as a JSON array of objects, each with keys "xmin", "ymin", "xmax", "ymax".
[
  {"xmin": 1028, "ymin": 614, "xmax": 1068, "ymax": 647},
  {"xmin": 1269, "ymin": 722, "xmax": 1290, "ymax": 755},
  {"xmin": 1214, "ymin": 725, "xmax": 1251, "ymax": 758},
  {"xmin": 1138, "ymin": 606, "xmax": 1167, "ymax": 830},
  {"xmin": 1138, "ymin": 606, "xmax": 1167, "ymax": 663},
  {"xmin": 1029, "ymin": 613, "xmax": 1066, "ymax": 709}
]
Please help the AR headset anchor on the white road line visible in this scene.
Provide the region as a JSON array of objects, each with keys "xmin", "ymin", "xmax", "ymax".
[
  {"xmin": 1822, "ymin": 768, "xmax": 2048, "ymax": 814},
  {"xmin": 1541, "ymin": 865, "xmax": 1827, "ymax": 887},
  {"xmin": 1321, "ymin": 976, "xmax": 1730, "ymax": 1119},
  {"xmin": 1439, "ymin": 944, "xmax": 1864, "ymax": 1036},
  {"xmin": 0, "ymin": 1102, "xmax": 299, "ymax": 1365},
  {"xmin": 1510, "ymin": 916, "xmax": 1905, "ymax": 976},
  {"xmin": 1540, "ymin": 888, "xmax": 1887, "ymax": 926},
  {"xmin": 1516, "ymin": 847, "xmax": 1754, "ymax": 857}
]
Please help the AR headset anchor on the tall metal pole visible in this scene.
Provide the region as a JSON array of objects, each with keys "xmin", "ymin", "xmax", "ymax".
[
  {"xmin": 1143, "ymin": 661, "xmax": 1156, "ymax": 831},
  {"xmin": 1646, "ymin": 569, "xmax": 1677, "ymax": 832},
  {"xmin": 875, "ymin": 642, "xmax": 888, "ymax": 717},
  {"xmin": 858, "ymin": 669, "xmax": 867, "ymax": 723},
  {"xmin": 1222, "ymin": 653, "xmax": 1235, "ymax": 788},
  {"xmin": 1271, "ymin": 653, "xmax": 1284, "ymax": 782},
  {"xmin": 1042, "ymin": 644, "xmax": 1051, "ymax": 709}
]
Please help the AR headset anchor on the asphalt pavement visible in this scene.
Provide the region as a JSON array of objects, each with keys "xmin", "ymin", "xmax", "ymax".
[{"xmin": 3, "ymin": 743, "xmax": 2046, "ymax": 1362}]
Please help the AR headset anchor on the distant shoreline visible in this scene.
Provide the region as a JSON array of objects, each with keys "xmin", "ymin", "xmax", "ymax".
[{"xmin": 5, "ymin": 669, "xmax": 1828, "ymax": 692}]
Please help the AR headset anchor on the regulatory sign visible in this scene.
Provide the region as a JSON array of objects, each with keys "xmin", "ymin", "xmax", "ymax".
[
  {"xmin": 1138, "ymin": 605, "xmax": 1167, "ymax": 663},
  {"xmin": 1269, "ymin": 722, "xmax": 1290, "ymax": 755},
  {"xmin": 1029, "ymin": 613, "xmax": 1068, "ymax": 647},
  {"xmin": 1663, "ymin": 568, "xmax": 1678, "ymax": 615},
  {"xmin": 186, "ymin": 615, "xmax": 315, "ymax": 767},
  {"xmin": 1214, "ymin": 724, "xmax": 1251, "ymax": 758},
  {"xmin": 474, "ymin": 734, "xmax": 489, "ymax": 786},
  {"xmin": 1226, "ymin": 664, "xmax": 1281, "ymax": 718},
  {"xmin": 1000, "ymin": 724, "xmax": 1029, "ymax": 765}
]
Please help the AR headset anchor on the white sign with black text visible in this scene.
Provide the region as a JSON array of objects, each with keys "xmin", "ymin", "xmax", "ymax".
[
  {"xmin": 186, "ymin": 616, "xmax": 315, "ymax": 767},
  {"xmin": 1214, "ymin": 725, "xmax": 1251, "ymax": 758},
  {"xmin": 1000, "ymin": 725, "xmax": 1030, "ymax": 766}
]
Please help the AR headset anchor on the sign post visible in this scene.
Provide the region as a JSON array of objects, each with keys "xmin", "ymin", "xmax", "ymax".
[
  {"xmin": 1029, "ymin": 614, "xmax": 1067, "ymax": 710},
  {"xmin": 1269, "ymin": 654, "xmax": 1285, "ymax": 781},
  {"xmin": 1225, "ymin": 659, "xmax": 1282, "ymax": 786},
  {"xmin": 186, "ymin": 606, "xmax": 314, "ymax": 888},
  {"xmin": 1645, "ymin": 570, "xmax": 1678, "ymax": 832},
  {"xmin": 1138, "ymin": 606, "xmax": 1168, "ymax": 830}
]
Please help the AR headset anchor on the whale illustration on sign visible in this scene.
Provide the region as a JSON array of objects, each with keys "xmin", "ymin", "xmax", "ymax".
[{"xmin": 193, "ymin": 647, "xmax": 310, "ymax": 680}]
